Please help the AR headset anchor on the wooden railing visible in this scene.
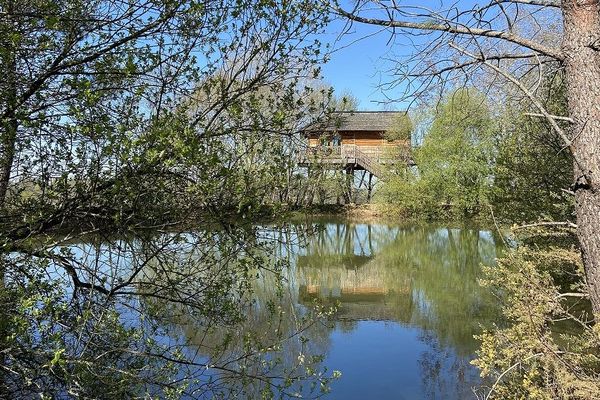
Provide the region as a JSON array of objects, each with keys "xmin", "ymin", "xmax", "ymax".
[
  {"xmin": 351, "ymin": 145, "xmax": 412, "ymax": 163},
  {"xmin": 302, "ymin": 144, "xmax": 411, "ymax": 178},
  {"xmin": 335, "ymin": 145, "xmax": 385, "ymax": 178},
  {"xmin": 305, "ymin": 145, "xmax": 342, "ymax": 157}
]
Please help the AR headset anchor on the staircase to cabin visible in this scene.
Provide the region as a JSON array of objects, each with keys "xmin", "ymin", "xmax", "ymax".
[
  {"xmin": 342, "ymin": 145, "xmax": 386, "ymax": 179},
  {"xmin": 301, "ymin": 144, "xmax": 396, "ymax": 179}
]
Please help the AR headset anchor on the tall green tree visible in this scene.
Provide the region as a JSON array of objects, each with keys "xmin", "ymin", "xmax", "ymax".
[
  {"xmin": 378, "ymin": 88, "xmax": 495, "ymax": 218},
  {"xmin": 493, "ymin": 73, "xmax": 574, "ymax": 222}
]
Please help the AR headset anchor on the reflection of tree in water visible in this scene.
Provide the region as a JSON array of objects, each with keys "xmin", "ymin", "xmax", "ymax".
[
  {"xmin": 389, "ymin": 227, "xmax": 500, "ymax": 355},
  {"xmin": 418, "ymin": 331, "xmax": 482, "ymax": 400},
  {"xmin": 295, "ymin": 221, "xmax": 502, "ymax": 398},
  {"xmin": 135, "ymin": 222, "xmax": 501, "ymax": 398},
  {"xmin": 137, "ymin": 228, "xmax": 337, "ymax": 398},
  {"xmin": 167, "ymin": 295, "xmax": 336, "ymax": 399},
  {"xmin": 296, "ymin": 222, "xmax": 501, "ymax": 354}
]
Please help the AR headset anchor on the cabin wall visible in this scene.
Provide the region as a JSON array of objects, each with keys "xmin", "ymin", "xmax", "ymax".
[
  {"xmin": 324, "ymin": 131, "xmax": 381, "ymax": 146},
  {"xmin": 308, "ymin": 131, "xmax": 409, "ymax": 149}
]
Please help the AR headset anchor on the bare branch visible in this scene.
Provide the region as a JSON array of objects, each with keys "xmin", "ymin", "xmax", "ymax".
[
  {"xmin": 335, "ymin": 5, "xmax": 564, "ymax": 60},
  {"xmin": 502, "ymin": 0, "xmax": 561, "ymax": 7},
  {"xmin": 555, "ymin": 292, "xmax": 588, "ymax": 299},
  {"xmin": 484, "ymin": 353, "xmax": 544, "ymax": 400},
  {"xmin": 447, "ymin": 42, "xmax": 583, "ymax": 172},
  {"xmin": 513, "ymin": 221, "xmax": 578, "ymax": 229},
  {"xmin": 524, "ymin": 112, "xmax": 574, "ymax": 123}
]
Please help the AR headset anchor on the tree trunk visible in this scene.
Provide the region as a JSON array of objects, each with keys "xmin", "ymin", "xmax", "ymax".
[
  {"xmin": 0, "ymin": 2, "xmax": 18, "ymax": 207},
  {"xmin": 0, "ymin": 114, "xmax": 17, "ymax": 207},
  {"xmin": 562, "ymin": 0, "xmax": 600, "ymax": 315}
]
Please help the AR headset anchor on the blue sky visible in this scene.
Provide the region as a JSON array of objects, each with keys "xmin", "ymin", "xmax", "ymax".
[
  {"xmin": 316, "ymin": 0, "xmax": 526, "ymax": 111},
  {"xmin": 320, "ymin": 16, "xmax": 405, "ymax": 111},
  {"xmin": 316, "ymin": 0, "xmax": 452, "ymax": 111}
]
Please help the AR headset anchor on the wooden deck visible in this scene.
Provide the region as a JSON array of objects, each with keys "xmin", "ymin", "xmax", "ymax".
[{"xmin": 298, "ymin": 144, "xmax": 412, "ymax": 179}]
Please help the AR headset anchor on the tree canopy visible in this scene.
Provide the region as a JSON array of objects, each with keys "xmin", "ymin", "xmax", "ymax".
[
  {"xmin": 377, "ymin": 88, "xmax": 495, "ymax": 218},
  {"xmin": 0, "ymin": 0, "xmax": 338, "ymax": 398}
]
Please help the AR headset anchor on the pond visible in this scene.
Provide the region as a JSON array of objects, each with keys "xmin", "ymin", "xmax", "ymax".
[
  {"xmin": 45, "ymin": 218, "xmax": 502, "ymax": 398},
  {"xmin": 169, "ymin": 219, "xmax": 503, "ymax": 399}
]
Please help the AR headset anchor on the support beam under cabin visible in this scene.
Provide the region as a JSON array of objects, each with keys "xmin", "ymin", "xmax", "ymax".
[{"xmin": 367, "ymin": 172, "xmax": 373, "ymax": 202}]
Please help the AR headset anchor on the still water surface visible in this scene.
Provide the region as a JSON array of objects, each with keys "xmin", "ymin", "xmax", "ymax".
[
  {"xmin": 292, "ymin": 221, "xmax": 500, "ymax": 399},
  {"xmin": 176, "ymin": 220, "xmax": 503, "ymax": 399}
]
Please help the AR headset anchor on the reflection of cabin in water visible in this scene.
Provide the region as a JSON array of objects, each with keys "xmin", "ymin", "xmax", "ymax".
[
  {"xmin": 296, "ymin": 223, "xmax": 413, "ymax": 321},
  {"xmin": 299, "ymin": 111, "xmax": 414, "ymax": 197},
  {"xmin": 298, "ymin": 261, "xmax": 413, "ymax": 321}
]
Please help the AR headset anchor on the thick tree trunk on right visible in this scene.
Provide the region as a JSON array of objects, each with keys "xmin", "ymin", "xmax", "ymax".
[{"xmin": 562, "ymin": 0, "xmax": 600, "ymax": 315}]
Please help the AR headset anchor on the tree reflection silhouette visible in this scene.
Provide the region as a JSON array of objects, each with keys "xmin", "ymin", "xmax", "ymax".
[
  {"xmin": 148, "ymin": 221, "xmax": 501, "ymax": 398},
  {"xmin": 296, "ymin": 222, "xmax": 501, "ymax": 355}
]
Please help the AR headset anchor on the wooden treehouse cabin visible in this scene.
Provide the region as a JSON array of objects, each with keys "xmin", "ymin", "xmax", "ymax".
[{"xmin": 299, "ymin": 111, "xmax": 413, "ymax": 200}]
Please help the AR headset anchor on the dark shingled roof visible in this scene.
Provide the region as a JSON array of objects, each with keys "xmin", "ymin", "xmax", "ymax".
[{"xmin": 307, "ymin": 111, "xmax": 407, "ymax": 132}]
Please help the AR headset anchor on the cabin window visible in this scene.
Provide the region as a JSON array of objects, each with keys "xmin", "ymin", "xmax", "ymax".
[
  {"xmin": 319, "ymin": 134, "xmax": 340, "ymax": 147},
  {"xmin": 332, "ymin": 134, "xmax": 341, "ymax": 147}
]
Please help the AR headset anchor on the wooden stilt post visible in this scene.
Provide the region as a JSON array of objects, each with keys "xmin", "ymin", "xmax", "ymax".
[
  {"xmin": 367, "ymin": 172, "xmax": 373, "ymax": 202},
  {"xmin": 357, "ymin": 170, "xmax": 366, "ymax": 191},
  {"xmin": 348, "ymin": 167, "xmax": 355, "ymax": 204},
  {"xmin": 344, "ymin": 166, "xmax": 353, "ymax": 204}
]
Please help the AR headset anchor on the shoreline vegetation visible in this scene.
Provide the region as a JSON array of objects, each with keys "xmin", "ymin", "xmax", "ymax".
[{"xmin": 285, "ymin": 203, "xmax": 494, "ymax": 225}]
